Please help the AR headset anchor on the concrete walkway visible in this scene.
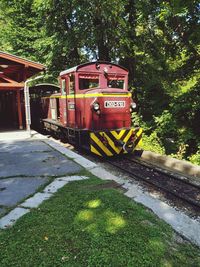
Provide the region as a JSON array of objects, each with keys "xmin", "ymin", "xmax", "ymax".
[
  {"xmin": 0, "ymin": 131, "xmax": 82, "ymax": 218},
  {"xmin": 0, "ymin": 130, "xmax": 200, "ymax": 247},
  {"xmin": 0, "ymin": 130, "xmax": 31, "ymax": 141}
]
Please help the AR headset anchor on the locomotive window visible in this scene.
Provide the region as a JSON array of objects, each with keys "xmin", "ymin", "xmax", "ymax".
[
  {"xmin": 108, "ymin": 79, "xmax": 125, "ymax": 89},
  {"xmin": 79, "ymin": 78, "xmax": 99, "ymax": 90},
  {"xmin": 69, "ymin": 74, "xmax": 75, "ymax": 94},
  {"xmin": 61, "ymin": 79, "xmax": 66, "ymax": 95}
]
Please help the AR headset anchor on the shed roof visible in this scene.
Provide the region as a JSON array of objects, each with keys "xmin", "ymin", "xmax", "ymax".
[{"xmin": 0, "ymin": 51, "xmax": 45, "ymax": 90}]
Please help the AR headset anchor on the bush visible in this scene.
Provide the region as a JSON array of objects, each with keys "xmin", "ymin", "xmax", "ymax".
[
  {"xmin": 141, "ymin": 132, "xmax": 165, "ymax": 155},
  {"xmin": 188, "ymin": 153, "xmax": 200, "ymax": 165}
]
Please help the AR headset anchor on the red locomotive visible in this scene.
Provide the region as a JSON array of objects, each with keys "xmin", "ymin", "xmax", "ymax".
[{"xmin": 32, "ymin": 62, "xmax": 142, "ymax": 156}]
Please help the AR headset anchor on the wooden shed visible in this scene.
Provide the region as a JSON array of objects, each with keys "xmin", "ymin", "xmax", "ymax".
[{"xmin": 0, "ymin": 51, "xmax": 45, "ymax": 130}]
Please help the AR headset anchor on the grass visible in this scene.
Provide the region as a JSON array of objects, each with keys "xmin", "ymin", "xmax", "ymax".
[{"xmin": 0, "ymin": 177, "xmax": 199, "ymax": 267}]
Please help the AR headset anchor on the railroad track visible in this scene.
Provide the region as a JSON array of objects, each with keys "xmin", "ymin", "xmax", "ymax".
[
  {"xmin": 37, "ymin": 131, "xmax": 200, "ymax": 211},
  {"xmin": 107, "ymin": 156, "xmax": 200, "ymax": 210}
]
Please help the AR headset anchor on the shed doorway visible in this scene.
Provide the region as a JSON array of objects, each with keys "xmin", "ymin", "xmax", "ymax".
[{"xmin": 0, "ymin": 91, "xmax": 19, "ymax": 130}]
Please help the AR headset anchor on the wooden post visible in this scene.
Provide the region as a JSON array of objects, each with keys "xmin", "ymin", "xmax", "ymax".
[{"xmin": 17, "ymin": 90, "xmax": 23, "ymax": 129}]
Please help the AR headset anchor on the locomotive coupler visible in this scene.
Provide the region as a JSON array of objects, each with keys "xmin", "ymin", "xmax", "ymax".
[
  {"xmin": 114, "ymin": 139, "xmax": 135, "ymax": 153},
  {"xmin": 123, "ymin": 141, "xmax": 135, "ymax": 153},
  {"xmin": 114, "ymin": 139, "xmax": 124, "ymax": 147}
]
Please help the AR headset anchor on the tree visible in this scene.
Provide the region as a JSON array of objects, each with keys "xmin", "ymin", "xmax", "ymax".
[{"xmin": 0, "ymin": 0, "xmax": 44, "ymax": 61}]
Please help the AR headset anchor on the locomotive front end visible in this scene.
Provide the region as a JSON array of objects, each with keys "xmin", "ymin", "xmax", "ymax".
[
  {"xmin": 88, "ymin": 89, "xmax": 142, "ymax": 156},
  {"xmin": 90, "ymin": 127, "xmax": 142, "ymax": 156}
]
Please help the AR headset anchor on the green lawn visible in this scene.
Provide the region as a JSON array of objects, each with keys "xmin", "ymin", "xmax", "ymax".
[{"xmin": 0, "ymin": 176, "xmax": 199, "ymax": 267}]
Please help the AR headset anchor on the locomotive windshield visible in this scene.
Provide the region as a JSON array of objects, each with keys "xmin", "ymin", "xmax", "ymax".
[
  {"xmin": 108, "ymin": 79, "xmax": 125, "ymax": 89},
  {"xmin": 79, "ymin": 74, "xmax": 99, "ymax": 90},
  {"xmin": 106, "ymin": 74, "xmax": 125, "ymax": 89}
]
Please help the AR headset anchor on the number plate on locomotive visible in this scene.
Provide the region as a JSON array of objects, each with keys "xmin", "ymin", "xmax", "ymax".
[{"xmin": 104, "ymin": 101, "xmax": 125, "ymax": 108}]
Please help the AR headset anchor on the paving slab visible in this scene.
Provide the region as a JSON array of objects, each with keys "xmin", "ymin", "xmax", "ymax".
[
  {"xmin": 0, "ymin": 150, "xmax": 82, "ymax": 178},
  {"xmin": 45, "ymin": 140, "xmax": 82, "ymax": 159},
  {"xmin": 124, "ymin": 184, "xmax": 143, "ymax": 198},
  {"xmin": 44, "ymin": 175, "xmax": 89, "ymax": 193},
  {"xmin": 73, "ymin": 157, "xmax": 97, "ymax": 169},
  {"xmin": 0, "ymin": 207, "xmax": 30, "ymax": 229},
  {"xmin": 31, "ymin": 131, "xmax": 48, "ymax": 140},
  {"xmin": 43, "ymin": 179, "xmax": 69, "ymax": 194},
  {"xmin": 58, "ymin": 175, "xmax": 89, "ymax": 182},
  {"xmin": 0, "ymin": 177, "xmax": 49, "ymax": 207},
  {"xmin": 0, "ymin": 130, "xmax": 31, "ymax": 141},
  {"xmin": 0, "ymin": 140, "xmax": 53, "ymax": 153},
  {"xmin": 90, "ymin": 167, "xmax": 125, "ymax": 184},
  {"xmin": 21, "ymin": 192, "xmax": 52, "ymax": 208}
]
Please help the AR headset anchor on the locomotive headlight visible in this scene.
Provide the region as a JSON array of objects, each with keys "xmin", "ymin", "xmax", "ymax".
[
  {"xmin": 130, "ymin": 102, "xmax": 137, "ymax": 112},
  {"xmin": 131, "ymin": 102, "xmax": 137, "ymax": 109},
  {"xmin": 93, "ymin": 102, "xmax": 100, "ymax": 111}
]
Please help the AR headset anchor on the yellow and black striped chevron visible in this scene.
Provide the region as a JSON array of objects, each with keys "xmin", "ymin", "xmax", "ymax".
[{"xmin": 90, "ymin": 128, "xmax": 142, "ymax": 157}]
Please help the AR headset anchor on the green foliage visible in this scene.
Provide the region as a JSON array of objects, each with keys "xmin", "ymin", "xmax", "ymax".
[
  {"xmin": 142, "ymin": 77, "xmax": 200, "ymax": 161},
  {"xmin": 170, "ymin": 144, "xmax": 189, "ymax": 160},
  {"xmin": 154, "ymin": 110, "xmax": 177, "ymax": 138},
  {"xmin": 131, "ymin": 111, "xmax": 142, "ymax": 127},
  {"xmin": 189, "ymin": 153, "xmax": 200, "ymax": 165},
  {"xmin": 188, "ymin": 146, "xmax": 200, "ymax": 165},
  {"xmin": 0, "ymin": 0, "xmax": 44, "ymax": 61},
  {"xmin": 141, "ymin": 132, "xmax": 165, "ymax": 155}
]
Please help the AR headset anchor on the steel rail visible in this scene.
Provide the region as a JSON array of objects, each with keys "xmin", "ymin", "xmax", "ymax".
[
  {"xmin": 107, "ymin": 158, "xmax": 200, "ymax": 209},
  {"xmin": 128, "ymin": 157, "xmax": 200, "ymax": 190}
]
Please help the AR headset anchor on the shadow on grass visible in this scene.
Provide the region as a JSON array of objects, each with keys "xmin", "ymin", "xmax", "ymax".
[{"xmin": 76, "ymin": 199, "xmax": 126, "ymax": 234}]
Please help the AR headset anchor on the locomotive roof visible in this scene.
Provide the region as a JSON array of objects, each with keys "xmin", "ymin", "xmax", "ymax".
[{"xmin": 60, "ymin": 61, "xmax": 128, "ymax": 76}]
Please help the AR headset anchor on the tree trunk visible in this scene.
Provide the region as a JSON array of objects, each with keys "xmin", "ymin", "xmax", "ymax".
[{"xmin": 120, "ymin": 0, "xmax": 136, "ymax": 87}]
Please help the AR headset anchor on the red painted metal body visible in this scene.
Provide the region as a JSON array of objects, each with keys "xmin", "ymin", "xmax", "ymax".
[
  {"xmin": 58, "ymin": 62, "xmax": 131, "ymax": 130},
  {"xmin": 32, "ymin": 62, "xmax": 142, "ymax": 156}
]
